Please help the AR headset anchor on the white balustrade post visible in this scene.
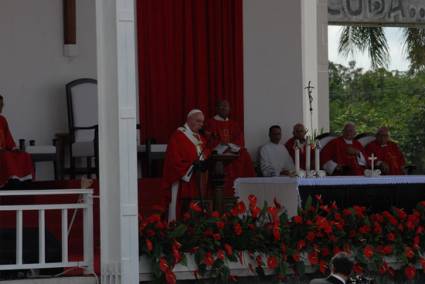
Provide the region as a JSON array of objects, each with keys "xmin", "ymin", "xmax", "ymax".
[
  {"xmin": 84, "ymin": 192, "xmax": 94, "ymax": 273},
  {"xmin": 16, "ymin": 210, "xmax": 23, "ymax": 265},
  {"xmin": 39, "ymin": 209, "xmax": 46, "ymax": 264},
  {"xmin": 61, "ymin": 209, "xmax": 68, "ymax": 263}
]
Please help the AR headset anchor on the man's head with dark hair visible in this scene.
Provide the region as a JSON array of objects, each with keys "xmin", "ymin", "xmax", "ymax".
[
  {"xmin": 268, "ymin": 125, "xmax": 281, "ymax": 144},
  {"xmin": 330, "ymin": 252, "xmax": 354, "ymax": 277},
  {"xmin": 216, "ymin": 100, "xmax": 230, "ymax": 119}
]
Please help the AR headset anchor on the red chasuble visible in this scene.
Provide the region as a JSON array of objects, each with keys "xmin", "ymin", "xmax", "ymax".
[
  {"xmin": 285, "ymin": 137, "xmax": 314, "ymax": 170},
  {"xmin": 0, "ymin": 115, "xmax": 34, "ymax": 187},
  {"xmin": 365, "ymin": 140, "xmax": 405, "ymax": 175},
  {"xmin": 204, "ymin": 117, "xmax": 255, "ymax": 196},
  {"xmin": 161, "ymin": 128, "xmax": 210, "ymax": 218},
  {"xmin": 320, "ymin": 137, "xmax": 367, "ymax": 176}
]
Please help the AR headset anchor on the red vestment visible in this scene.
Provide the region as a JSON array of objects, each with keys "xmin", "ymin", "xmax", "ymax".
[
  {"xmin": 161, "ymin": 128, "xmax": 210, "ymax": 218},
  {"xmin": 320, "ymin": 137, "xmax": 367, "ymax": 176},
  {"xmin": 0, "ymin": 115, "xmax": 34, "ymax": 187},
  {"xmin": 204, "ymin": 117, "xmax": 255, "ymax": 196},
  {"xmin": 284, "ymin": 137, "xmax": 314, "ymax": 170},
  {"xmin": 365, "ymin": 140, "xmax": 405, "ymax": 175}
]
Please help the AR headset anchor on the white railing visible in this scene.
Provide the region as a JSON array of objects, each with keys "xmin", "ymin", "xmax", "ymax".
[{"xmin": 0, "ymin": 189, "xmax": 94, "ymax": 273}]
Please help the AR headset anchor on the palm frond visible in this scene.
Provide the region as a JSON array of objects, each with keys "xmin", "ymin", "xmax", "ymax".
[
  {"xmin": 338, "ymin": 26, "xmax": 389, "ymax": 69},
  {"xmin": 403, "ymin": 28, "xmax": 425, "ymax": 71}
]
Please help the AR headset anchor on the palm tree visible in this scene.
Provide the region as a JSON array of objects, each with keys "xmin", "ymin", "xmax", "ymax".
[{"xmin": 338, "ymin": 26, "xmax": 425, "ymax": 71}]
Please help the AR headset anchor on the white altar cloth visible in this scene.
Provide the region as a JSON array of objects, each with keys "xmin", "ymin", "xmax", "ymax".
[{"xmin": 234, "ymin": 175, "xmax": 425, "ymax": 217}]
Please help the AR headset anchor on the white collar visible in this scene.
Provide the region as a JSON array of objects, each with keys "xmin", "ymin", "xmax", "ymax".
[
  {"xmin": 330, "ymin": 273, "xmax": 346, "ymax": 284},
  {"xmin": 343, "ymin": 139, "xmax": 353, "ymax": 145},
  {"xmin": 214, "ymin": 115, "xmax": 229, "ymax": 121}
]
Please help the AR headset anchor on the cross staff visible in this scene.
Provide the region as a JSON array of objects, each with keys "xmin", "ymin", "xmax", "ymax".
[
  {"xmin": 304, "ymin": 81, "xmax": 315, "ymax": 134},
  {"xmin": 368, "ymin": 153, "xmax": 377, "ymax": 172}
]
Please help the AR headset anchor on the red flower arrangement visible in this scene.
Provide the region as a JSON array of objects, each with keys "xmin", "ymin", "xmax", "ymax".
[{"xmin": 139, "ymin": 196, "xmax": 425, "ymax": 283}]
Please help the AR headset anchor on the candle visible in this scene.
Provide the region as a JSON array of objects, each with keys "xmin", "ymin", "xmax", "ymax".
[
  {"xmin": 305, "ymin": 138, "xmax": 311, "ymax": 172},
  {"xmin": 315, "ymin": 142, "xmax": 320, "ymax": 172},
  {"xmin": 295, "ymin": 147, "xmax": 300, "ymax": 175}
]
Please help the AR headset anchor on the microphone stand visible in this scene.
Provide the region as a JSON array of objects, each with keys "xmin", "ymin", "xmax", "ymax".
[{"xmin": 191, "ymin": 140, "xmax": 208, "ymax": 213}]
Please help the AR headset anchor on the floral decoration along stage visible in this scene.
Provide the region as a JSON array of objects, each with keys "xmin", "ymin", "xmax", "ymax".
[{"xmin": 139, "ymin": 195, "xmax": 425, "ymax": 284}]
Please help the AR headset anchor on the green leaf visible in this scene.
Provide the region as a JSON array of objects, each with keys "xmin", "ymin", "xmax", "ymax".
[{"xmin": 168, "ymin": 224, "xmax": 187, "ymax": 238}]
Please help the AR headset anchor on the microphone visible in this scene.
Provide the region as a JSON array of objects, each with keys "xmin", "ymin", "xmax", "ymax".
[{"xmin": 198, "ymin": 128, "xmax": 205, "ymax": 135}]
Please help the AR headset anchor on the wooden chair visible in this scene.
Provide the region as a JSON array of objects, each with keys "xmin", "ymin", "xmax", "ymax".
[
  {"xmin": 315, "ymin": 132, "xmax": 338, "ymax": 149},
  {"xmin": 355, "ymin": 132, "xmax": 376, "ymax": 147},
  {"xmin": 66, "ymin": 78, "xmax": 99, "ymax": 178},
  {"xmin": 138, "ymin": 138, "xmax": 167, "ymax": 177}
]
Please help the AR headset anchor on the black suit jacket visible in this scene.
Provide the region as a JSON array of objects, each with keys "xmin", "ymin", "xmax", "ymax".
[{"xmin": 310, "ymin": 275, "xmax": 345, "ymax": 284}]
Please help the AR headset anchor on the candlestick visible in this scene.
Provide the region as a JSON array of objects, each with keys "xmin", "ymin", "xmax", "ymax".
[
  {"xmin": 315, "ymin": 141, "xmax": 320, "ymax": 172},
  {"xmin": 305, "ymin": 138, "xmax": 311, "ymax": 172}
]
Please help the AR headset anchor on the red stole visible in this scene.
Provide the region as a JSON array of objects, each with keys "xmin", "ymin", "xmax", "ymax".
[{"xmin": 204, "ymin": 118, "xmax": 244, "ymax": 148}]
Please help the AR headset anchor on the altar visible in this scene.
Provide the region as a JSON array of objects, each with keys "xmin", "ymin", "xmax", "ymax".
[{"xmin": 234, "ymin": 175, "xmax": 425, "ymax": 216}]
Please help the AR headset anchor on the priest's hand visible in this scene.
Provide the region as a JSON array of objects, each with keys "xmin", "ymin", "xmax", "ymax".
[
  {"xmin": 346, "ymin": 146, "xmax": 360, "ymax": 155},
  {"xmin": 377, "ymin": 161, "xmax": 390, "ymax": 174},
  {"xmin": 280, "ymin": 169, "xmax": 291, "ymax": 176},
  {"xmin": 193, "ymin": 160, "xmax": 209, "ymax": 172},
  {"xmin": 334, "ymin": 164, "xmax": 351, "ymax": 175}
]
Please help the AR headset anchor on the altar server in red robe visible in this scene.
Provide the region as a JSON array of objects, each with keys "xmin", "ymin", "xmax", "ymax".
[
  {"xmin": 321, "ymin": 122, "xmax": 367, "ymax": 176},
  {"xmin": 0, "ymin": 95, "xmax": 34, "ymax": 187},
  {"xmin": 162, "ymin": 109, "xmax": 210, "ymax": 220},
  {"xmin": 285, "ymin": 123, "xmax": 314, "ymax": 170},
  {"xmin": 365, "ymin": 127, "xmax": 406, "ymax": 175},
  {"xmin": 204, "ymin": 100, "xmax": 255, "ymax": 196}
]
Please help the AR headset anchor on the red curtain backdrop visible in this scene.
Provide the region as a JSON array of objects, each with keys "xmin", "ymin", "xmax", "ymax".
[{"xmin": 137, "ymin": 0, "xmax": 244, "ymax": 143}]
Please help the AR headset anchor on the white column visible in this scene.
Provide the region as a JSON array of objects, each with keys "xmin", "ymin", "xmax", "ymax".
[
  {"xmin": 301, "ymin": 0, "xmax": 319, "ymax": 133},
  {"xmin": 244, "ymin": 0, "xmax": 304, "ymax": 154},
  {"xmin": 96, "ymin": 0, "xmax": 139, "ymax": 283},
  {"xmin": 317, "ymin": 0, "xmax": 330, "ymax": 132},
  {"xmin": 244, "ymin": 0, "xmax": 325, "ymax": 155}
]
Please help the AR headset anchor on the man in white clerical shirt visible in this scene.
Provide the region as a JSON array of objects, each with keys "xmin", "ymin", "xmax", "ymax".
[{"xmin": 259, "ymin": 125, "xmax": 294, "ymax": 177}]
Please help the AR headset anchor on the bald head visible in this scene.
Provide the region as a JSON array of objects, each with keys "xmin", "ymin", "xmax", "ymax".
[
  {"xmin": 186, "ymin": 110, "xmax": 204, "ymax": 133},
  {"xmin": 342, "ymin": 123, "xmax": 356, "ymax": 140},
  {"xmin": 376, "ymin": 127, "xmax": 390, "ymax": 145},
  {"xmin": 216, "ymin": 100, "xmax": 230, "ymax": 119},
  {"xmin": 292, "ymin": 123, "xmax": 306, "ymax": 141}
]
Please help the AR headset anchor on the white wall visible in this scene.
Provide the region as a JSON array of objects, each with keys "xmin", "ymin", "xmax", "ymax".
[
  {"xmin": 0, "ymin": 0, "xmax": 97, "ymax": 179},
  {"xmin": 243, "ymin": 0, "xmax": 328, "ymax": 157},
  {"xmin": 244, "ymin": 0, "xmax": 304, "ymax": 156}
]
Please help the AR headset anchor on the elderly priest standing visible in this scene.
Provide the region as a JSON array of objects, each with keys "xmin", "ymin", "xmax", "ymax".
[
  {"xmin": 365, "ymin": 127, "xmax": 406, "ymax": 175},
  {"xmin": 321, "ymin": 123, "xmax": 367, "ymax": 176},
  {"xmin": 162, "ymin": 109, "xmax": 210, "ymax": 220},
  {"xmin": 204, "ymin": 100, "xmax": 255, "ymax": 196}
]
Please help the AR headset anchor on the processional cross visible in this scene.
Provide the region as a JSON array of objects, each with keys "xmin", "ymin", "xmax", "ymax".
[{"xmin": 304, "ymin": 81, "xmax": 315, "ymax": 133}]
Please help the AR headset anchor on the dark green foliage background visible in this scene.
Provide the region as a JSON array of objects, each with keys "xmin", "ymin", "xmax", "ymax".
[{"xmin": 329, "ymin": 61, "xmax": 425, "ymax": 172}]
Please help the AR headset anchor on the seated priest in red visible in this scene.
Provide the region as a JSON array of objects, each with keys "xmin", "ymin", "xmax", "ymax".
[
  {"xmin": 162, "ymin": 109, "xmax": 210, "ymax": 221},
  {"xmin": 204, "ymin": 100, "xmax": 255, "ymax": 196},
  {"xmin": 285, "ymin": 123, "xmax": 314, "ymax": 170},
  {"xmin": 365, "ymin": 127, "xmax": 406, "ymax": 175},
  {"xmin": 0, "ymin": 95, "xmax": 34, "ymax": 187},
  {"xmin": 321, "ymin": 122, "xmax": 367, "ymax": 176}
]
